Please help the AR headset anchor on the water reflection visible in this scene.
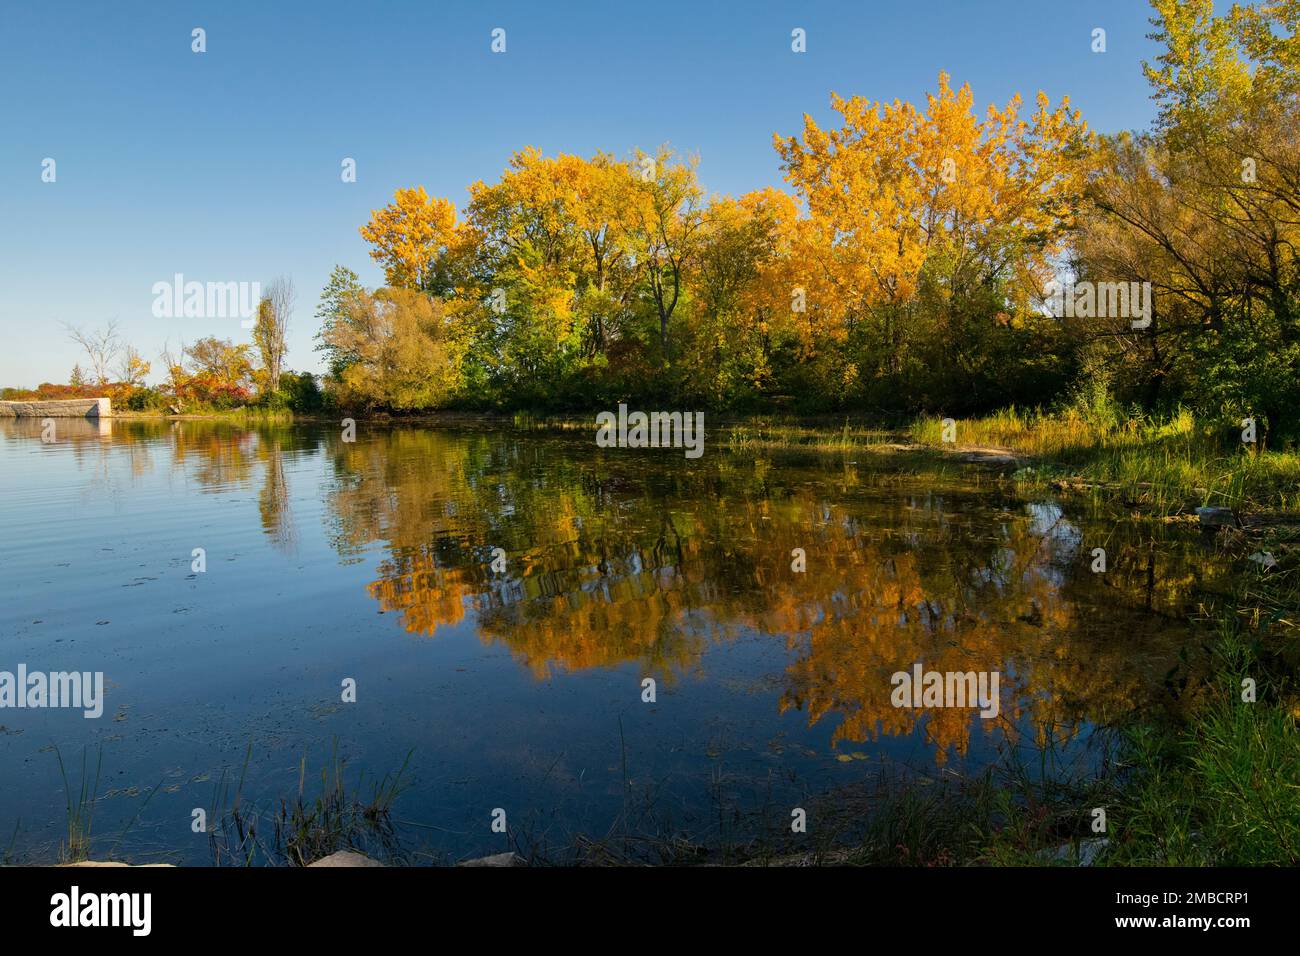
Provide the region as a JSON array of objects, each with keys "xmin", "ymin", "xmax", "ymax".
[
  {"xmin": 1, "ymin": 419, "xmax": 1228, "ymax": 767},
  {"xmin": 320, "ymin": 424, "xmax": 1222, "ymax": 761}
]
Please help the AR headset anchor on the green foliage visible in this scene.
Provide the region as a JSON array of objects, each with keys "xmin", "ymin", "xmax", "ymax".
[
  {"xmin": 125, "ymin": 385, "xmax": 168, "ymax": 411},
  {"xmin": 256, "ymin": 371, "xmax": 322, "ymax": 412},
  {"xmin": 315, "ymin": 264, "xmax": 365, "ymax": 380},
  {"xmin": 321, "ymin": 287, "xmax": 462, "ymax": 411},
  {"xmin": 1105, "ymin": 598, "xmax": 1300, "ymax": 866}
]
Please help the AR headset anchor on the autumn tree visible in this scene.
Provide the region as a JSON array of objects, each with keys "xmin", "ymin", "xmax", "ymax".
[
  {"xmin": 450, "ymin": 148, "xmax": 657, "ymax": 400},
  {"xmin": 360, "ymin": 187, "xmax": 462, "ymax": 293},
  {"xmin": 1076, "ymin": 0, "xmax": 1300, "ymax": 437},
  {"xmin": 252, "ymin": 276, "xmax": 294, "ymax": 394},
  {"xmin": 461, "ymin": 149, "xmax": 590, "ymax": 396},
  {"xmin": 116, "ymin": 344, "xmax": 151, "ymax": 388},
  {"xmin": 158, "ymin": 340, "xmax": 188, "ymax": 408},
  {"xmin": 680, "ymin": 188, "xmax": 798, "ymax": 403},
  {"xmin": 181, "ymin": 336, "xmax": 255, "ymax": 405},
  {"xmin": 322, "ymin": 287, "xmax": 462, "ymax": 410},
  {"xmin": 626, "ymin": 147, "xmax": 706, "ymax": 356},
  {"xmin": 774, "ymin": 72, "xmax": 1090, "ymax": 409},
  {"xmin": 569, "ymin": 152, "xmax": 642, "ymax": 356}
]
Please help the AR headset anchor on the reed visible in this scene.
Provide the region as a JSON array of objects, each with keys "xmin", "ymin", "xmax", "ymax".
[{"xmin": 54, "ymin": 745, "xmax": 102, "ymax": 864}]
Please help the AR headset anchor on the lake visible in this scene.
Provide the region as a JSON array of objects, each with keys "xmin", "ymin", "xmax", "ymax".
[{"xmin": 0, "ymin": 417, "xmax": 1228, "ymax": 863}]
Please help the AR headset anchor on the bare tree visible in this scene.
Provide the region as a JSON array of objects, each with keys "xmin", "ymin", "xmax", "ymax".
[
  {"xmin": 63, "ymin": 321, "xmax": 121, "ymax": 385},
  {"xmin": 159, "ymin": 339, "xmax": 187, "ymax": 410},
  {"xmin": 253, "ymin": 276, "xmax": 294, "ymax": 393},
  {"xmin": 116, "ymin": 344, "xmax": 151, "ymax": 387}
]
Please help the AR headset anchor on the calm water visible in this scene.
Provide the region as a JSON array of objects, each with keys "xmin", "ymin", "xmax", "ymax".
[{"xmin": 0, "ymin": 418, "xmax": 1229, "ymax": 863}]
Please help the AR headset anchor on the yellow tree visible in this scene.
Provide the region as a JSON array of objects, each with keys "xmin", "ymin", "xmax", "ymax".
[
  {"xmin": 567, "ymin": 151, "xmax": 642, "ymax": 354},
  {"xmin": 116, "ymin": 345, "xmax": 151, "ymax": 388},
  {"xmin": 360, "ymin": 187, "xmax": 462, "ymax": 291},
  {"xmin": 463, "ymin": 149, "xmax": 588, "ymax": 387},
  {"xmin": 685, "ymin": 187, "xmax": 799, "ymax": 398},
  {"xmin": 462, "ymin": 147, "xmax": 650, "ymax": 386},
  {"xmin": 774, "ymin": 72, "xmax": 1089, "ymax": 395},
  {"xmin": 324, "ymin": 287, "xmax": 463, "ymax": 409},
  {"xmin": 625, "ymin": 146, "xmax": 706, "ymax": 354}
]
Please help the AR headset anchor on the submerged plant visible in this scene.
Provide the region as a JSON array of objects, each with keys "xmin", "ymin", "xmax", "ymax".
[{"xmin": 206, "ymin": 740, "xmax": 414, "ymax": 867}]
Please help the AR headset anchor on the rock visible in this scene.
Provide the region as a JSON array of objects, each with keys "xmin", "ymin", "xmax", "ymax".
[
  {"xmin": 1243, "ymin": 510, "xmax": 1300, "ymax": 528},
  {"xmin": 1038, "ymin": 838, "xmax": 1109, "ymax": 866},
  {"xmin": 60, "ymin": 861, "xmax": 175, "ymax": 867},
  {"xmin": 306, "ymin": 851, "xmax": 383, "ymax": 867},
  {"xmin": 1196, "ymin": 506, "xmax": 1238, "ymax": 528},
  {"xmin": 457, "ymin": 852, "xmax": 525, "ymax": 867},
  {"xmin": 953, "ymin": 446, "xmax": 1020, "ymax": 466}
]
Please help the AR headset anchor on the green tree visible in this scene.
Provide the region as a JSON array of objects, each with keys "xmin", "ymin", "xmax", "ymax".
[{"xmin": 314, "ymin": 265, "xmax": 365, "ymax": 380}]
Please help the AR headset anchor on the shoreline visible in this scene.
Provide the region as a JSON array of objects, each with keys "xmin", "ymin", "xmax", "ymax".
[{"xmin": 86, "ymin": 408, "xmax": 1300, "ymax": 521}]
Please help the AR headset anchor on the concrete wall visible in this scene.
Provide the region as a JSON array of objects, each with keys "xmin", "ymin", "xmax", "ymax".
[{"xmin": 0, "ymin": 397, "xmax": 111, "ymax": 418}]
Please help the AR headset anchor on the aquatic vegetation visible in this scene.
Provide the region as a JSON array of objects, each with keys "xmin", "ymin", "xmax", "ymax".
[{"xmin": 205, "ymin": 742, "xmax": 413, "ymax": 867}]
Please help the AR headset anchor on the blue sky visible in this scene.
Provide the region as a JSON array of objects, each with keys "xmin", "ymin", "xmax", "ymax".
[{"xmin": 1, "ymin": 0, "xmax": 1167, "ymax": 387}]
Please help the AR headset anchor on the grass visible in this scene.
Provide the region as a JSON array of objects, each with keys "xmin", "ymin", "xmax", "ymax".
[
  {"xmin": 910, "ymin": 407, "xmax": 1300, "ymax": 515},
  {"xmin": 2, "ymin": 819, "xmax": 19, "ymax": 866},
  {"xmin": 511, "ymin": 406, "xmax": 1300, "ymax": 516},
  {"xmin": 53, "ymin": 745, "xmax": 102, "ymax": 864},
  {"xmin": 717, "ymin": 407, "xmax": 1300, "ymax": 518},
  {"xmin": 723, "ymin": 418, "xmax": 897, "ymax": 453},
  {"xmin": 213, "ymin": 406, "xmax": 297, "ymax": 423},
  {"xmin": 273, "ymin": 745, "xmax": 413, "ymax": 866},
  {"xmin": 38, "ymin": 745, "xmax": 160, "ymax": 865},
  {"xmin": 116, "ymin": 405, "xmax": 298, "ymax": 423},
  {"xmin": 503, "ymin": 734, "xmax": 1120, "ymax": 867},
  {"xmin": 1107, "ymin": 695, "xmax": 1300, "ymax": 865},
  {"xmin": 26, "ymin": 608, "xmax": 1298, "ymax": 867},
  {"xmin": 849, "ymin": 753, "xmax": 1116, "ymax": 867},
  {"xmin": 1101, "ymin": 562, "xmax": 1300, "ymax": 866},
  {"xmin": 206, "ymin": 741, "xmax": 414, "ymax": 867}
]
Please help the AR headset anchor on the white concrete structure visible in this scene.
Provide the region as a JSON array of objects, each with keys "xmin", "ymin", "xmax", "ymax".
[{"xmin": 0, "ymin": 397, "xmax": 111, "ymax": 417}]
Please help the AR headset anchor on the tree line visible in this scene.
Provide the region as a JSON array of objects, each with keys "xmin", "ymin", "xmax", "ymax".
[
  {"xmin": 14, "ymin": 1, "xmax": 1295, "ymax": 442},
  {"xmin": 311, "ymin": 0, "xmax": 1299, "ymax": 443},
  {"xmin": 6, "ymin": 277, "xmax": 321, "ymax": 413}
]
